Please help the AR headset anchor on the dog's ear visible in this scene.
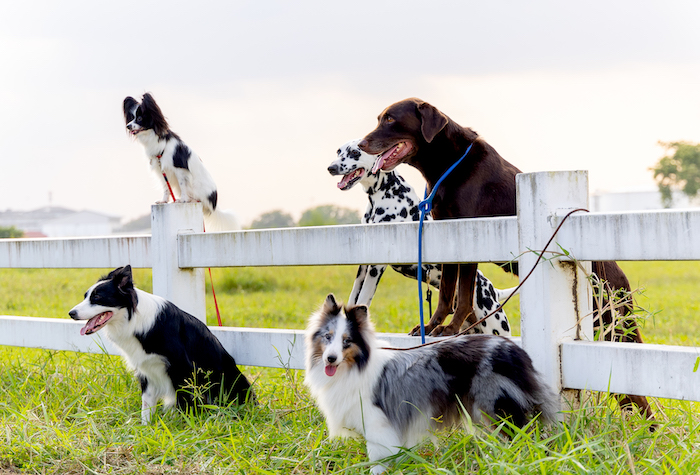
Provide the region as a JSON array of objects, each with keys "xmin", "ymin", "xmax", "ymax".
[
  {"xmin": 123, "ymin": 96, "xmax": 138, "ymax": 117},
  {"xmin": 345, "ymin": 304, "xmax": 369, "ymax": 327},
  {"xmin": 141, "ymin": 92, "xmax": 169, "ymax": 137},
  {"xmin": 417, "ymin": 101, "xmax": 448, "ymax": 143},
  {"xmin": 109, "ymin": 265, "xmax": 139, "ymax": 315},
  {"xmin": 322, "ymin": 293, "xmax": 341, "ymax": 315}
]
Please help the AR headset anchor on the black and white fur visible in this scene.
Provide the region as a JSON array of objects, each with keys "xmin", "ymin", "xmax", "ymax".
[
  {"xmin": 123, "ymin": 93, "xmax": 240, "ymax": 231},
  {"xmin": 305, "ymin": 295, "xmax": 558, "ymax": 474},
  {"xmin": 329, "ymin": 139, "xmax": 516, "ymax": 336},
  {"xmin": 69, "ymin": 265, "xmax": 254, "ymax": 423}
]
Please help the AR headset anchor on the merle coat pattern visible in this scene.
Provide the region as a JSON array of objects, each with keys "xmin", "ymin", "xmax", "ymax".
[
  {"xmin": 328, "ymin": 139, "xmax": 516, "ymax": 336},
  {"xmin": 359, "ymin": 97, "xmax": 653, "ymax": 419},
  {"xmin": 305, "ymin": 294, "xmax": 559, "ymax": 474}
]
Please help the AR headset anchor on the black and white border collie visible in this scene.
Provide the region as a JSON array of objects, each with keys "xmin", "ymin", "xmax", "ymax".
[
  {"xmin": 69, "ymin": 265, "xmax": 254, "ymax": 423},
  {"xmin": 328, "ymin": 138, "xmax": 516, "ymax": 336},
  {"xmin": 305, "ymin": 294, "xmax": 558, "ymax": 474},
  {"xmin": 123, "ymin": 93, "xmax": 240, "ymax": 231}
]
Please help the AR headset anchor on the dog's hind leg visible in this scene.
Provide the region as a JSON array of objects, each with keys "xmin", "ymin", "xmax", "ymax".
[
  {"xmin": 410, "ymin": 264, "xmax": 458, "ymax": 336},
  {"xmin": 174, "ymin": 168, "xmax": 195, "ymax": 202},
  {"xmin": 354, "ymin": 265, "xmax": 386, "ymax": 307},
  {"xmin": 365, "ymin": 429, "xmax": 402, "ymax": 475}
]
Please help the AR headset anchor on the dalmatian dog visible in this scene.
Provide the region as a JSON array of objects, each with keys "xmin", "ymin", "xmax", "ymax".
[{"xmin": 327, "ymin": 139, "xmax": 517, "ymax": 336}]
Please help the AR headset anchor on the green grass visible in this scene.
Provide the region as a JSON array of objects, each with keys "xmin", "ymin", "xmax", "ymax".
[{"xmin": 1, "ymin": 262, "xmax": 699, "ymax": 473}]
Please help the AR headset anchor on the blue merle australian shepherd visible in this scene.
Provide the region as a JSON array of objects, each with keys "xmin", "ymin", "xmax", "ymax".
[
  {"xmin": 69, "ymin": 265, "xmax": 254, "ymax": 423},
  {"xmin": 305, "ymin": 294, "xmax": 558, "ymax": 474}
]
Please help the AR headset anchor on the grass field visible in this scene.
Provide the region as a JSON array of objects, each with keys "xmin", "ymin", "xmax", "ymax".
[{"xmin": 1, "ymin": 262, "xmax": 699, "ymax": 473}]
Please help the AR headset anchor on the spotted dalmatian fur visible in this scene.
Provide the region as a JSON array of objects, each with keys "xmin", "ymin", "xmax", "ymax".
[{"xmin": 328, "ymin": 139, "xmax": 516, "ymax": 336}]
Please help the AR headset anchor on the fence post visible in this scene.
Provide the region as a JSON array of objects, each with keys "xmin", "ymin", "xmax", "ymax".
[
  {"xmin": 517, "ymin": 171, "xmax": 593, "ymax": 397},
  {"xmin": 151, "ymin": 203, "xmax": 206, "ymax": 322}
]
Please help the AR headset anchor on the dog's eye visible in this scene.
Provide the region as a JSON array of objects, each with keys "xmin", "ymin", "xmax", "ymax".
[
  {"xmin": 323, "ymin": 332, "xmax": 332, "ymax": 342},
  {"xmin": 385, "ymin": 115, "xmax": 395, "ymax": 123},
  {"xmin": 137, "ymin": 116, "xmax": 142, "ymax": 122},
  {"xmin": 342, "ymin": 338, "xmax": 351, "ymax": 348}
]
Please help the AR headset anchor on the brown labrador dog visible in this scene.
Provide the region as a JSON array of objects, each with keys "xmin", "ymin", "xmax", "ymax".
[{"xmin": 358, "ymin": 97, "xmax": 653, "ymax": 420}]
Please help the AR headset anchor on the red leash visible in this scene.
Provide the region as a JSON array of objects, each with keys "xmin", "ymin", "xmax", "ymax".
[
  {"xmin": 161, "ymin": 164, "xmax": 224, "ymax": 327},
  {"xmin": 202, "ymin": 221, "xmax": 224, "ymax": 327}
]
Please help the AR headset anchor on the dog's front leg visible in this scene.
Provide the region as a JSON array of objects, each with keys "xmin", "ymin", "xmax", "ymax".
[
  {"xmin": 410, "ymin": 264, "xmax": 457, "ymax": 336},
  {"xmin": 365, "ymin": 432, "xmax": 402, "ymax": 474},
  {"xmin": 156, "ymin": 173, "xmax": 172, "ymax": 204},
  {"xmin": 348, "ymin": 265, "xmax": 368, "ymax": 306},
  {"xmin": 141, "ymin": 392, "xmax": 157, "ymax": 424},
  {"xmin": 354, "ymin": 265, "xmax": 386, "ymax": 307},
  {"xmin": 433, "ymin": 263, "xmax": 478, "ymax": 336}
]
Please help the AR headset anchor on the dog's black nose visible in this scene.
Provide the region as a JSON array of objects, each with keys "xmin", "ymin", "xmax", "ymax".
[
  {"xmin": 327, "ymin": 164, "xmax": 340, "ymax": 176},
  {"xmin": 68, "ymin": 310, "xmax": 78, "ymax": 320},
  {"xmin": 327, "ymin": 355, "xmax": 337, "ymax": 364}
]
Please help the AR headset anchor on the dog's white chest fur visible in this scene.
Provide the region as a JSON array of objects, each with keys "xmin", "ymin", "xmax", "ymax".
[{"xmin": 103, "ymin": 296, "xmax": 177, "ymax": 421}]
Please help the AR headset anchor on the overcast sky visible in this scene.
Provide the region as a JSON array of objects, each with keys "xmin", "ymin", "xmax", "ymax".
[{"xmin": 2, "ymin": 0, "xmax": 700, "ymax": 225}]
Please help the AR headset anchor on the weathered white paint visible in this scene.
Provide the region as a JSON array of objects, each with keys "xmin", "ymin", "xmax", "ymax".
[
  {"xmin": 562, "ymin": 341, "xmax": 700, "ymax": 401},
  {"xmin": 517, "ymin": 171, "xmax": 593, "ymax": 392},
  {"xmin": 551, "ymin": 210, "xmax": 700, "ymax": 261},
  {"xmin": 1, "ymin": 316, "xmax": 520, "ymax": 370},
  {"xmin": 151, "ymin": 203, "xmax": 206, "ymax": 322},
  {"xmin": 0, "ymin": 235, "xmax": 151, "ymax": 268},
  {"xmin": 178, "ymin": 217, "xmax": 518, "ymax": 268}
]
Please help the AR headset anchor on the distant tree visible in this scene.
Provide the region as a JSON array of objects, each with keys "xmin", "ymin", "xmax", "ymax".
[
  {"xmin": 652, "ymin": 141, "xmax": 700, "ymax": 207},
  {"xmin": 298, "ymin": 205, "xmax": 361, "ymax": 227},
  {"xmin": 250, "ymin": 210, "xmax": 296, "ymax": 229},
  {"xmin": 0, "ymin": 226, "xmax": 23, "ymax": 238}
]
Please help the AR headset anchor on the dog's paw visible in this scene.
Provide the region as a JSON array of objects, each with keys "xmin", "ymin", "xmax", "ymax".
[
  {"xmin": 155, "ymin": 200, "xmax": 168, "ymax": 204},
  {"xmin": 428, "ymin": 325, "xmax": 459, "ymax": 337},
  {"xmin": 409, "ymin": 324, "xmax": 434, "ymax": 336},
  {"xmin": 176, "ymin": 198, "xmax": 193, "ymax": 203}
]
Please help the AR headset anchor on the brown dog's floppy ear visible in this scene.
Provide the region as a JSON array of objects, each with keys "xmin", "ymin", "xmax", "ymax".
[
  {"xmin": 322, "ymin": 293, "xmax": 341, "ymax": 314},
  {"xmin": 418, "ymin": 101, "xmax": 448, "ymax": 143}
]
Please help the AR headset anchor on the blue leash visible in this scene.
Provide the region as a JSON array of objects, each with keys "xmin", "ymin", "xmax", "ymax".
[{"xmin": 416, "ymin": 142, "xmax": 474, "ymax": 343}]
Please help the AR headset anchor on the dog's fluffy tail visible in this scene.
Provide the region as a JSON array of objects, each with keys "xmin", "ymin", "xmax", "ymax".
[
  {"xmin": 531, "ymin": 374, "xmax": 561, "ymax": 425},
  {"xmin": 204, "ymin": 209, "xmax": 241, "ymax": 232}
]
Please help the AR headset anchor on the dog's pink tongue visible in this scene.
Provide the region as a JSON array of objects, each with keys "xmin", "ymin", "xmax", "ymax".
[
  {"xmin": 371, "ymin": 154, "xmax": 386, "ymax": 174},
  {"xmin": 338, "ymin": 173, "xmax": 354, "ymax": 189},
  {"xmin": 325, "ymin": 365, "xmax": 337, "ymax": 377}
]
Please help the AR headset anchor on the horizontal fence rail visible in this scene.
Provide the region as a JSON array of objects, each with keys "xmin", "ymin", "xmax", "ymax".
[
  {"xmin": 0, "ymin": 315, "xmax": 517, "ymax": 370},
  {"xmin": 178, "ymin": 217, "xmax": 518, "ymax": 268},
  {"xmin": 554, "ymin": 210, "xmax": 700, "ymax": 261},
  {"xmin": 562, "ymin": 341, "xmax": 700, "ymax": 401},
  {"xmin": 0, "ymin": 235, "xmax": 151, "ymax": 268}
]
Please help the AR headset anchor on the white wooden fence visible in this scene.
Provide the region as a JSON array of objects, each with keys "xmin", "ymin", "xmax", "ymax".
[{"xmin": 1, "ymin": 171, "xmax": 699, "ymax": 402}]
